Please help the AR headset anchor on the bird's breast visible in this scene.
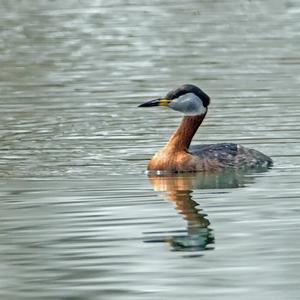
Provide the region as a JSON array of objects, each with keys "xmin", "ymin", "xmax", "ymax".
[{"xmin": 147, "ymin": 150, "xmax": 222, "ymax": 173}]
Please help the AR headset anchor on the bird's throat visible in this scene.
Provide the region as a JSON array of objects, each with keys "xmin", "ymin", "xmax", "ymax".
[{"xmin": 164, "ymin": 114, "xmax": 206, "ymax": 153}]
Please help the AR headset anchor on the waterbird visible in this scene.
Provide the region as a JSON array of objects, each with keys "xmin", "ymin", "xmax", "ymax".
[{"xmin": 139, "ymin": 84, "xmax": 273, "ymax": 173}]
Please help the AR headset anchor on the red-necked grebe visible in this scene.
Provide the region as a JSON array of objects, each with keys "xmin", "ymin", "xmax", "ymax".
[{"xmin": 139, "ymin": 84, "xmax": 273, "ymax": 173}]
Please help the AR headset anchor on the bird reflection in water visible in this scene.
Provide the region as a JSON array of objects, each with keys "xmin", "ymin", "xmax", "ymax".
[{"xmin": 144, "ymin": 169, "xmax": 261, "ymax": 252}]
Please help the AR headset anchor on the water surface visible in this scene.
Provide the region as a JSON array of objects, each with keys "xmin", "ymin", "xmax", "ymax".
[{"xmin": 0, "ymin": 0, "xmax": 300, "ymax": 299}]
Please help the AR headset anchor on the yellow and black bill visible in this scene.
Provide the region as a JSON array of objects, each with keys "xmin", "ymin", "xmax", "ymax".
[{"xmin": 138, "ymin": 98, "xmax": 171, "ymax": 107}]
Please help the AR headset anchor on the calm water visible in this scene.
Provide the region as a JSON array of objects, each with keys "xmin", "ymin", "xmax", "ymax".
[{"xmin": 1, "ymin": 0, "xmax": 300, "ymax": 299}]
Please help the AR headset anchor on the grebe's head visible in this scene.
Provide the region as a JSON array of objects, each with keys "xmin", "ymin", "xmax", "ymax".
[{"xmin": 139, "ymin": 84, "xmax": 210, "ymax": 116}]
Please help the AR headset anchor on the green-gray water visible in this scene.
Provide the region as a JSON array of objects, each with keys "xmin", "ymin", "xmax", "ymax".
[{"xmin": 0, "ymin": 1, "xmax": 300, "ymax": 299}]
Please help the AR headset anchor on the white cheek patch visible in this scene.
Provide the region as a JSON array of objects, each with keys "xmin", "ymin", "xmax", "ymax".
[{"xmin": 169, "ymin": 93, "xmax": 207, "ymax": 116}]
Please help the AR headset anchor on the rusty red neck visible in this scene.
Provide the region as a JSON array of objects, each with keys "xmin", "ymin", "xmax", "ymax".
[{"xmin": 163, "ymin": 114, "xmax": 206, "ymax": 153}]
